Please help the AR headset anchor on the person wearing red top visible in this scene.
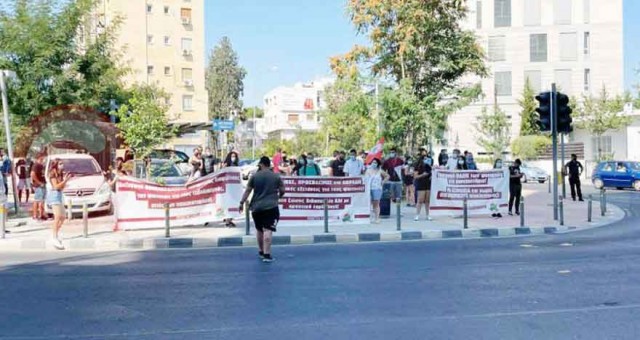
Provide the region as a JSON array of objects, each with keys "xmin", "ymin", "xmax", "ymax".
[
  {"xmin": 382, "ymin": 147, "xmax": 405, "ymax": 202},
  {"xmin": 272, "ymin": 148, "xmax": 283, "ymax": 174}
]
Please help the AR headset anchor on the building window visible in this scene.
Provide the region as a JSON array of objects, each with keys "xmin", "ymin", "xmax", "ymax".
[
  {"xmin": 529, "ymin": 34, "xmax": 547, "ymax": 62},
  {"xmin": 494, "ymin": 0, "xmax": 511, "ymax": 27},
  {"xmin": 591, "ymin": 136, "xmax": 612, "ymax": 159},
  {"xmin": 181, "ymin": 38, "xmax": 192, "ymax": 52},
  {"xmin": 584, "ymin": 0, "xmax": 590, "ymax": 23},
  {"xmin": 147, "ymin": 35, "xmax": 154, "ymax": 44},
  {"xmin": 182, "ymin": 95, "xmax": 193, "ymax": 111},
  {"xmin": 559, "ymin": 32, "xmax": 578, "ymax": 61},
  {"xmin": 584, "ymin": 32, "xmax": 590, "ymax": 55},
  {"xmin": 146, "ymin": 4, "xmax": 152, "ymax": 13},
  {"xmin": 494, "ymin": 71, "xmax": 512, "ymax": 96},
  {"xmin": 554, "ymin": 69, "xmax": 572, "ymax": 94},
  {"xmin": 164, "ymin": 6, "xmax": 170, "ymax": 15},
  {"xmin": 476, "ymin": 1, "xmax": 482, "ymax": 29},
  {"xmin": 287, "ymin": 114, "xmax": 299, "ymax": 124},
  {"xmin": 524, "ymin": 70, "xmax": 542, "ymax": 93},
  {"xmin": 164, "ymin": 36, "xmax": 171, "ymax": 45},
  {"xmin": 164, "ymin": 66, "xmax": 171, "ymax": 76},
  {"xmin": 554, "ymin": 0, "xmax": 572, "ymax": 25},
  {"xmin": 584, "ymin": 68, "xmax": 591, "ymax": 92},
  {"xmin": 523, "ymin": 0, "xmax": 541, "ymax": 26},
  {"xmin": 147, "ymin": 65, "xmax": 154, "ymax": 75},
  {"xmin": 488, "ymin": 36, "xmax": 506, "ymax": 62},
  {"xmin": 180, "ymin": 8, "xmax": 192, "ymax": 23},
  {"xmin": 181, "ymin": 68, "xmax": 193, "ymax": 82}
]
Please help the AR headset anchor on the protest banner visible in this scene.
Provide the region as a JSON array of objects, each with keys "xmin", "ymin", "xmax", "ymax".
[
  {"xmin": 114, "ymin": 167, "xmax": 243, "ymax": 230},
  {"xmin": 278, "ymin": 176, "xmax": 370, "ymax": 226},
  {"xmin": 428, "ymin": 169, "xmax": 509, "ymax": 216}
]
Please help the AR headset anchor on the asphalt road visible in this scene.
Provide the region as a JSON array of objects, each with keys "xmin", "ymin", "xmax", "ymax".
[{"xmin": 0, "ymin": 189, "xmax": 639, "ymax": 340}]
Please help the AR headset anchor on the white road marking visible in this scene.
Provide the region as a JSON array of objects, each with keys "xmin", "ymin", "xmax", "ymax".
[{"xmin": 557, "ymin": 270, "xmax": 571, "ymax": 274}]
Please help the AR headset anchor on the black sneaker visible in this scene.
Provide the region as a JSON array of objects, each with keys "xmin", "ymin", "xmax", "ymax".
[
  {"xmin": 262, "ymin": 254, "xmax": 274, "ymax": 263},
  {"xmin": 496, "ymin": 213, "xmax": 503, "ymax": 218},
  {"xmin": 579, "ymin": 198, "xmax": 584, "ymax": 202},
  {"xmin": 491, "ymin": 213, "xmax": 497, "ymax": 218},
  {"xmin": 515, "ymin": 211, "xmax": 520, "ymax": 216},
  {"xmin": 258, "ymin": 251, "xmax": 265, "ymax": 259},
  {"xmin": 508, "ymin": 212, "xmax": 513, "ymax": 216}
]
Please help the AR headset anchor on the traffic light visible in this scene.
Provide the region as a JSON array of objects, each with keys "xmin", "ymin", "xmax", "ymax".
[
  {"xmin": 535, "ymin": 91, "xmax": 552, "ymax": 132},
  {"xmin": 556, "ymin": 92, "xmax": 573, "ymax": 134}
]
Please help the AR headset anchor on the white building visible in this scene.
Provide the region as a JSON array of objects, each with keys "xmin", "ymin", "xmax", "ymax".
[
  {"xmin": 262, "ymin": 79, "xmax": 333, "ymax": 140},
  {"xmin": 448, "ymin": 0, "xmax": 631, "ymax": 161}
]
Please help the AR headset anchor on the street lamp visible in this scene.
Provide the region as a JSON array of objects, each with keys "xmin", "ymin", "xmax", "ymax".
[{"xmin": 0, "ymin": 70, "xmax": 19, "ymax": 214}]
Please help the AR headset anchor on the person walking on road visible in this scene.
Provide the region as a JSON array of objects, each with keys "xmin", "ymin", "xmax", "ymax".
[
  {"xmin": 508, "ymin": 159, "xmax": 523, "ymax": 216},
  {"xmin": 382, "ymin": 147, "xmax": 404, "ymax": 203},
  {"xmin": 565, "ymin": 154, "xmax": 584, "ymax": 201},
  {"xmin": 365, "ymin": 158, "xmax": 388, "ymax": 224},
  {"xmin": 47, "ymin": 159, "xmax": 73, "ymax": 250},
  {"xmin": 239, "ymin": 156, "xmax": 285, "ymax": 263},
  {"xmin": 413, "ymin": 155, "xmax": 433, "ymax": 221}
]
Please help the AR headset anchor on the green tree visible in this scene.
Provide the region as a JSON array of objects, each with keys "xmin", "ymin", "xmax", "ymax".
[
  {"xmin": 475, "ymin": 104, "xmax": 511, "ymax": 162},
  {"xmin": 331, "ymin": 0, "xmax": 486, "ymax": 135},
  {"xmin": 241, "ymin": 106, "xmax": 264, "ymax": 120},
  {"xmin": 573, "ymin": 86, "xmax": 633, "ymax": 161},
  {"xmin": 0, "ymin": 0, "xmax": 129, "ymax": 124},
  {"xmin": 518, "ymin": 79, "xmax": 539, "ymax": 136},
  {"xmin": 206, "ymin": 37, "xmax": 246, "ymax": 120},
  {"xmin": 291, "ymin": 130, "xmax": 326, "ymax": 157},
  {"xmin": 511, "ymin": 135, "xmax": 551, "ymax": 160},
  {"xmin": 322, "ymin": 77, "xmax": 377, "ymax": 152},
  {"xmin": 113, "ymin": 84, "xmax": 176, "ymax": 161}
]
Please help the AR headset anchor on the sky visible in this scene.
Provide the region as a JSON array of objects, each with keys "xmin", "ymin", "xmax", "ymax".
[
  {"xmin": 205, "ymin": 0, "xmax": 640, "ymax": 107},
  {"xmin": 204, "ymin": 0, "xmax": 364, "ymax": 107}
]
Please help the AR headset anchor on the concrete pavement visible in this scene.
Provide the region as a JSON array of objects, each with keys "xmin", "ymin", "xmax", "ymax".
[{"xmin": 0, "ymin": 184, "xmax": 625, "ymax": 251}]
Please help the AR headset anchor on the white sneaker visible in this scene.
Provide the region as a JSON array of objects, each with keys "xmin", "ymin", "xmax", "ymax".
[
  {"xmin": 414, "ymin": 216, "xmax": 420, "ymax": 221},
  {"xmin": 52, "ymin": 238, "xmax": 65, "ymax": 250},
  {"xmin": 426, "ymin": 216, "xmax": 432, "ymax": 221}
]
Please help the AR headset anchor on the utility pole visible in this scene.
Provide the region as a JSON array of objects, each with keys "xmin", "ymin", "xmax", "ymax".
[
  {"xmin": 375, "ymin": 80, "xmax": 381, "ymax": 136},
  {"xmin": 0, "ymin": 70, "xmax": 18, "ymax": 214},
  {"xmin": 252, "ymin": 106, "xmax": 256, "ymax": 160}
]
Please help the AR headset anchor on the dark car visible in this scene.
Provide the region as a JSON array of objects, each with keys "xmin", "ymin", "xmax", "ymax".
[{"xmin": 592, "ymin": 161, "xmax": 640, "ymax": 191}]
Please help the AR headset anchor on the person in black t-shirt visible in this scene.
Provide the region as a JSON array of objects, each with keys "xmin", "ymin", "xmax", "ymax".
[
  {"xmin": 329, "ymin": 151, "xmax": 346, "ymax": 177},
  {"xmin": 564, "ymin": 154, "xmax": 584, "ymax": 201},
  {"xmin": 508, "ymin": 159, "xmax": 523, "ymax": 215}
]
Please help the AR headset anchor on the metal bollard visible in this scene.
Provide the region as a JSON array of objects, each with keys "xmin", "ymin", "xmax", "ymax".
[
  {"xmin": 164, "ymin": 203, "xmax": 170, "ymax": 238},
  {"xmin": 600, "ymin": 189, "xmax": 606, "ymax": 216},
  {"xmin": 588, "ymin": 194, "xmax": 593, "ymax": 222},
  {"xmin": 244, "ymin": 202, "xmax": 250, "ymax": 236},
  {"xmin": 323, "ymin": 199, "xmax": 329, "ymax": 233},
  {"xmin": 0, "ymin": 205, "xmax": 5, "ymax": 239},
  {"xmin": 396, "ymin": 200, "xmax": 401, "ymax": 231},
  {"xmin": 82, "ymin": 202, "xmax": 88, "ymax": 238},
  {"xmin": 548, "ymin": 176, "xmax": 551, "ymax": 194},
  {"xmin": 559, "ymin": 195, "xmax": 564, "ymax": 226},
  {"xmin": 463, "ymin": 197, "xmax": 468, "ymax": 229},
  {"xmin": 519, "ymin": 196, "xmax": 525, "ymax": 227},
  {"xmin": 602, "ymin": 189, "xmax": 607, "ymax": 214}
]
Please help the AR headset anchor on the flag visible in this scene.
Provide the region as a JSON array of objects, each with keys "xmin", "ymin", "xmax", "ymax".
[{"xmin": 365, "ymin": 138, "xmax": 385, "ymax": 165}]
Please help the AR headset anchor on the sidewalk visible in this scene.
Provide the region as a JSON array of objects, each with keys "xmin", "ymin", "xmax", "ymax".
[{"xmin": 0, "ymin": 186, "xmax": 625, "ymax": 251}]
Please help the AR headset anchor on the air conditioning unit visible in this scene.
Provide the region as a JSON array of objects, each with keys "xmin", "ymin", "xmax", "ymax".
[
  {"xmin": 181, "ymin": 17, "xmax": 191, "ymax": 25},
  {"xmin": 184, "ymin": 80, "xmax": 193, "ymax": 87},
  {"xmin": 182, "ymin": 49, "xmax": 192, "ymax": 56}
]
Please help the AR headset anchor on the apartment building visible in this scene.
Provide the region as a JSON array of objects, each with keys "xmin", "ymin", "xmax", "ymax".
[
  {"xmin": 448, "ymin": 0, "xmax": 628, "ymax": 160},
  {"xmin": 262, "ymin": 78, "xmax": 333, "ymax": 140},
  {"xmin": 91, "ymin": 0, "xmax": 208, "ymax": 153}
]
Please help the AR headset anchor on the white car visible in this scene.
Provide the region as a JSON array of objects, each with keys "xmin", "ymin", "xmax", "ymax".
[{"xmin": 45, "ymin": 154, "xmax": 112, "ymax": 215}]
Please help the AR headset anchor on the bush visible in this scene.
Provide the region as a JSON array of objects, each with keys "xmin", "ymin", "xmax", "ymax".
[{"xmin": 511, "ymin": 135, "xmax": 551, "ymax": 160}]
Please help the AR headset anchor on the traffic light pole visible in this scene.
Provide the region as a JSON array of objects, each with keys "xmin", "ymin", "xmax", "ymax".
[
  {"xmin": 551, "ymin": 83, "xmax": 559, "ymax": 221},
  {"xmin": 561, "ymin": 133, "xmax": 566, "ymax": 199}
]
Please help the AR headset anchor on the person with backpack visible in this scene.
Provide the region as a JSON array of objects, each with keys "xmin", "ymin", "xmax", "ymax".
[{"xmin": 297, "ymin": 153, "xmax": 321, "ymax": 176}]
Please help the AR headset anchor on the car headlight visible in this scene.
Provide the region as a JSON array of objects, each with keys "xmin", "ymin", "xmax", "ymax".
[{"xmin": 96, "ymin": 182, "xmax": 112, "ymax": 196}]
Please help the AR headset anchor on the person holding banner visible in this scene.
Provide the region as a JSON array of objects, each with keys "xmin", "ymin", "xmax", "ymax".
[
  {"xmin": 366, "ymin": 158, "xmax": 389, "ymax": 224},
  {"xmin": 239, "ymin": 156, "xmax": 285, "ymax": 263},
  {"xmin": 508, "ymin": 159, "xmax": 524, "ymax": 216},
  {"xmin": 382, "ymin": 147, "xmax": 404, "ymax": 203},
  {"xmin": 413, "ymin": 155, "xmax": 433, "ymax": 221}
]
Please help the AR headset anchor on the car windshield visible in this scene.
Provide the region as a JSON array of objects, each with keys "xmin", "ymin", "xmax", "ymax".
[
  {"xmin": 150, "ymin": 150, "xmax": 189, "ymax": 163},
  {"xmin": 60, "ymin": 159, "xmax": 101, "ymax": 175},
  {"xmin": 628, "ymin": 162, "xmax": 640, "ymax": 171},
  {"xmin": 150, "ymin": 162, "xmax": 181, "ymax": 177},
  {"xmin": 239, "ymin": 159, "xmax": 254, "ymax": 166}
]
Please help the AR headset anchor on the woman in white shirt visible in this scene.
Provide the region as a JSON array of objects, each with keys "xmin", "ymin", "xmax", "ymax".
[{"xmin": 365, "ymin": 158, "xmax": 389, "ymax": 224}]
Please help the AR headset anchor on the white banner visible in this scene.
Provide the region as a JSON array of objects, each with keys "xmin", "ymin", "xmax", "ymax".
[
  {"xmin": 278, "ymin": 176, "xmax": 370, "ymax": 226},
  {"xmin": 428, "ymin": 169, "xmax": 509, "ymax": 216},
  {"xmin": 114, "ymin": 167, "xmax": 243, "ymax": 230}
]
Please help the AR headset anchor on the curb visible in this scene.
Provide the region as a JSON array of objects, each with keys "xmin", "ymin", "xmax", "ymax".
[{"xmin": 0, "ymin": 226, "xmax": 573, "ymax": 251}]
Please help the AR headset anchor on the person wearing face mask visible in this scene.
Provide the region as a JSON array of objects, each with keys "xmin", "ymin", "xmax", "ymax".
[
  {"xmin": 508, "ymin": 159, "xmax": 524, "ymax": 216},
  {"xmin": 438, "ymin": 149, "xmax": 449, "ymax": 167},
  {"xmin": 202, "ymin": 147, "xmax": 215, "ymax": 174},
  {"xmin": 466, "ymin": 152, "xmax": 478, "ymax": 170},
  {"xmin": 455, "ymin": 156, "xmax": 468, "ymax": 170},
  {"xmin": 403, "ymin": 155, "xmax": 415, "ymax": 207},
  {"xmin": 223, "ymin": 151, "xmax": 240, "ymax": 167},
  {"xmin": 329, "ymin": 151, "xmax": 346, "ymax": 177},
  {"xmin": 189, "ymin": 148, "xmax": 203, "ymax": 181},
  {"xmin": 382, "ymin": 147, "xmax": 404, "ymax": 203},
  {"xmin": 344, "ymin": 149, "xmax": 364, "ymax": 177},
  {"xmin": 298, "ymin": 153, "xmax": 321, "ymax": 176},
  {"xmin": 365, "ymin": 158, "xmax": 389, "ymax": 223},
  {"xmin": 413, "ymin": 155, "xmax": 433, "ymax": 221},
  {"xmin": 447, "ymin": 149, "xmax": 462, "ymax": 170}
]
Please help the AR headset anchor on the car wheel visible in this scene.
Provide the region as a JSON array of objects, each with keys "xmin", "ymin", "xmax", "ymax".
[
  {"xmin": 593, "ymin": 178, "xmax": 604, "ymax": 189},
  {"xmin": 634, "ymin": 180, "xmax": 640, "ymax": 191},
  {"xmin": 616, "ymin": 187, "xmax": 624, "ymax": 191}
]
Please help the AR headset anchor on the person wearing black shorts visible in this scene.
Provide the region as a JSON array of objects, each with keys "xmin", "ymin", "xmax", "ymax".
[{"xmin": 240, "ymin": 156, "xmax": 285, "ymax": 263}]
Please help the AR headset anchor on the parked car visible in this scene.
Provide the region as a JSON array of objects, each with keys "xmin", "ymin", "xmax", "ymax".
[
  {"xmin": 239, "ymin": 159, "xmax": 254, "ymax": 167},
  {"xmin": 318, "ymin": 157, "xmax": 333, "ymax": 176},
  {"xmin": 520, "ymin": 166, "xmax": 549, "ymax": 183},
  {"xmin": 132, "ymin": 159, "xmax": 188, "ymax": 186},
  {"xmin": 44, "ymin": 154, "xmax": 112, "ymax": 215},
  {"xmin": 149, "ymin": 149, "xmax": 191, "ymax": 174},
  {"xmin": 241, "ymin": 160, "xmax": 259, "ymax": 180},
  {"xmin": 592, "ymin": 161, "xmax": 640, "ymax": 191}
]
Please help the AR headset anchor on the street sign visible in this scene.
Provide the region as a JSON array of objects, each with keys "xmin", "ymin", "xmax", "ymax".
[{"xmin": 213, "ymin": 119, "xmax": 235, "ymax": 131}]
